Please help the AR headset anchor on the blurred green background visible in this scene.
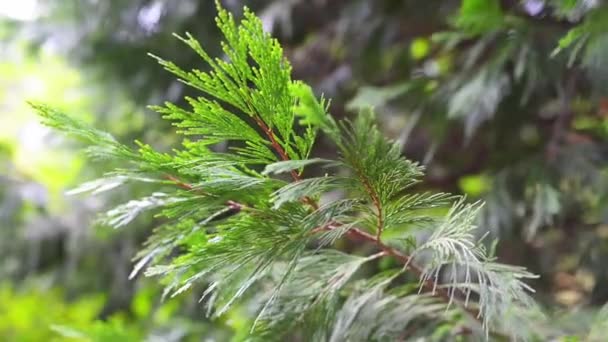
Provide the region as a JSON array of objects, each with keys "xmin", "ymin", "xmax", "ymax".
[{"xmin": 2, "ymin": 0, "xmax": 608, "ymax": 340}]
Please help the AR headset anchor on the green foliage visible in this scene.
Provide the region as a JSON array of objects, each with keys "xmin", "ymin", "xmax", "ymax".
[
  {"xmin": 346, "ymin": 83, "xmax": 412, "ymax": 111},
  {"xmin": 410, "ymin": 37, "xmax": 431, "ymax": 60},
  {"xmin": 453, "ymin": 0, "xmax": 505, "ymax": 36},
  {"xmin": 554, "ymin": 7, "xmax": 608, "ymax": 75},
  {"xmin": 0, "ymin": 284, "xmax": 142, "ymax": 342},
  {"xmin": 31, "ymin": 2, "xmax": 543, "ymax": 340},
  {"xmin": 149, "ymin": 4, "xmax": 317, "ymax": 163},
  {"xmin": 51, "ymin": 321, "xmax": 141, "ymax": 342}
]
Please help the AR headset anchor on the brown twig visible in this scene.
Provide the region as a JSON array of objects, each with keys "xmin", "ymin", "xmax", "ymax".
[
  {"xmin": 165, "ymin": 175, "xmax": 243, "ymax": 215},
  {"xmin": 348, "ymin": 224, "xmax": 512, "ymax": 339},
  {"xmin": 252, "ymin": 117, "xmax": 300, "ymax": 181},
  {"xmin": 252, "ymin": 116, "xmax": 318, "ymax": 210},
  {"xmin": 357, "ymin": 172, "xmax": 384, "ymax": 241},
  {"xmin": 165, "ymin": 174, "xmax": 194, "ymax": 190},
  {"xmin": 336, "ymin": 225, "xmax": 481, "ymax": 319}
]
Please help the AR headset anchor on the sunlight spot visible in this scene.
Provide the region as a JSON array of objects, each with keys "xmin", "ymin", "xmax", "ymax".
[{"xmin": 0, "ymin": 0, "xmax": 39, "ymax": 21}]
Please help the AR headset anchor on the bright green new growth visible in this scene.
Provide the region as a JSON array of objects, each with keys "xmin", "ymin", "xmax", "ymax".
[{"xmin": 31, "ymin": 2, "xmax": 538, "ymax": 340}]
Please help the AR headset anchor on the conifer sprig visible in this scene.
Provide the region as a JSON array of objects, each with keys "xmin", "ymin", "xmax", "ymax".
[{"xmin": 31, "ymin": 1, "xmax": 538, "ymax": 339}]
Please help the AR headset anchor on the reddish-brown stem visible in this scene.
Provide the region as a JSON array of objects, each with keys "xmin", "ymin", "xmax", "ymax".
[
  {"xmin": 339, "ymin": 225, "xmax": 510, "ymax": 338},
  {"xmin": 166, "ymin": 175, "xmax": 243, "ymax": 214},
  {"xmin": 349, "ymin": 166, "xmax": 385, "ymax": 241},
  {"xmin": 252, "ymin": 116, "xmax": 318, "ymax": 210},
  {"xmin": 359, "ymin": 175, "xmax": 384, "ymax": 241},
  {"xmin": 327, "ymin": 223, "xmax": 509, "ymax": 338},
  {"xmin": 252, "ymin": 117, "xmax": 299, "ymax": 180},
  {"xmin": 165, "ymin": 174, "xmax": 193, "ymax": 190},
  {"xmin": 341, "ymin": 226, "xmax": 480, "ymax": 318}
]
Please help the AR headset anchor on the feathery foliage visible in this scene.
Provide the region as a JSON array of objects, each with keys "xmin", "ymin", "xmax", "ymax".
[{"xmin": 31, "ymin": 2, "xmax": 539, "ymax": 340}]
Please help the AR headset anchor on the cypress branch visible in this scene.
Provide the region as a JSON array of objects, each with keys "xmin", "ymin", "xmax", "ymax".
[{"xmin": 31, "ymin": 1, "xmax": 538, "ymax": 339}]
